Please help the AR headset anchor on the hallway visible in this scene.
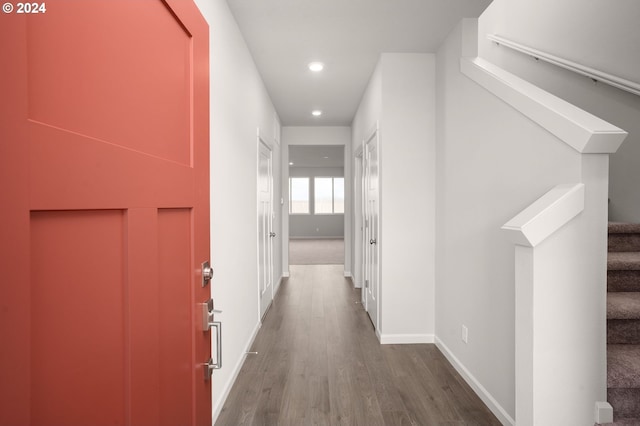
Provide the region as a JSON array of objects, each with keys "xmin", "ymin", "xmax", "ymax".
[{"xmin": 215, "ymin": 265, "xmax": 500, "ymax": 425}]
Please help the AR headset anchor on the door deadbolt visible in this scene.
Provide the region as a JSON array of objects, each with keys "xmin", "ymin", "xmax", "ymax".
[{"xmin": 202, "ymin": 261, "xmax": 213, "ymax": 287}]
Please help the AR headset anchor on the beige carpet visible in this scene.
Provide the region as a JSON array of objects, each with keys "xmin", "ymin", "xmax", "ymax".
[{"xmin": 289, "ymin": 239, "xmax": 344, "ymax": 265}]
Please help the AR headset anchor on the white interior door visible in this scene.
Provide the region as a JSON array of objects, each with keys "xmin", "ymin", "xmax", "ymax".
[
  {"xmin": 364, "ymin": 128, "xmax": 379, "ymax": 330},
  {"xmin": 258, "ymin": 140, "xmax": 274, "ymax": 319}
]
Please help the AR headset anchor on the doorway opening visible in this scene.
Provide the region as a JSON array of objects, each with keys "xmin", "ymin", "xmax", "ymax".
[{"xmin": 288, "ymin": 145, "xmax": 345, "ymax": 265}]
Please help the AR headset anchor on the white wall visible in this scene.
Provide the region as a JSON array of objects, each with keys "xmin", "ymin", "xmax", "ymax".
[
  {"xmin": 478, "ymin": 0, "xmax": 640, "ymax": 223},
  {"xmin": 193, "ymin": 0, "xmax": 282, "ymax": 421},
  {"xmin": 435, "ymin": 20, "xmax": 586, "ymax": 422},
  {"xmin": 282, "ymin": 127, "xmax": 352, "ymax": 275},
  {"xmin": 289, "ymin": 166, "xmax": 344, "ymax": 238},
  {"xmin": 352, "ymin": 53, "xmax": 436, "ymax": 343}
]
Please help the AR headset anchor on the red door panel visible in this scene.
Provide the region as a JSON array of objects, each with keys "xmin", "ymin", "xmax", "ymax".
[
  {"xmin": 26, "ymin": 0, "xmax": 192, "ymax": 165},
  {"xmin": 30, "ymin": 210, "xmax": 127, "ymax": 425},
  {"xmin": 0, "ymin": 1, "xmax": 211, "ymax": 425}
]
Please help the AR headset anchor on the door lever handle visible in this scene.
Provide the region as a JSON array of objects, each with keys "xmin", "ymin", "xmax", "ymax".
[
  {"xmin": 370, "ymin": 239, "xmax": 377, "ymax": 245},
  {"xmin": 269, "ymin": 232, "xmax": 276, "ymax": 238}
]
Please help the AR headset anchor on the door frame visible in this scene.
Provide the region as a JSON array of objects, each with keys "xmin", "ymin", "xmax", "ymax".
[
  {"xmin": 282, "ymin": 141, "xmax": 350, "ymax": 275},
  {"xmin": 353, "ymin": 145, "xmax": 364, "ymax": 297},
  {"xmin": 257, "ymin": 129, "xmax": 275, "ymax": 321},
  {"xmin": 363, "ymin": 122, "xmax": 380, "ymax": 332}
]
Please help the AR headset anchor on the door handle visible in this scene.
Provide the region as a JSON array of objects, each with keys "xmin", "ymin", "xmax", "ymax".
[
  {"xmin": 269, "ymin": 232, "xmax": 276, "ymax": 238},
  {"xmin": 370, "ymin": 239, "xmax": 377, "ymax": 245},
  {"xmin": 204, "ymin": 322, "xmax": 222, "ymax": 380}
]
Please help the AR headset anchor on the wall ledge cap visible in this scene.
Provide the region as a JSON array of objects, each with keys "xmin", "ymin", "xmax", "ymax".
[{"xmin": 502, "ymin": 183, "xmax": 585, "ymax": 247}]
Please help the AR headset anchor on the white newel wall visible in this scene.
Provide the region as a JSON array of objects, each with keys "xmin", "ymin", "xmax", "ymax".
[{"xmin": 435, "ymin": 18, "xmax": 626, "ymax": 425}]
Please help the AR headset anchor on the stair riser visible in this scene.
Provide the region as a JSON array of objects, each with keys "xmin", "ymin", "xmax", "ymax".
[
  {"xmin": 608, "ymin": 388, "xmax": 640, "ymax": 419},
  {"xmin": 608, "ymin": 270, "xmax": 640, "ymax": 292},
  {"xmin": 608, "ymin": 320, "xmax": 640, "ymax": 345},
  {"xmin": 609, "ymin": 233, "xmax": 640, "ymax": 252}
]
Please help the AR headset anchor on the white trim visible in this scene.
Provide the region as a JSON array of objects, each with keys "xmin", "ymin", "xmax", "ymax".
[
  {"xmin": 487, "ymin": 34, "xmax": 640, "ymax": 98},
  {"xmin": 289, "ymin": 236, "xmax": 345, "ymax": 240},
  {"xmin": 594, "ymin": 401, "xmax": 613, "ymax": 424},
  {"xmin": 282, "ymin": 271, "xmax": 290, "ymax": 278},
  {"xmin": 257, "ymin": 126, "xmax": 275, "ymax": 150},
  {"xmin": 459, "ymin": 57, "xmax": 627, "ymax": 154},
  {"xmin": 273, "ymin": 274, "xmax": 284, "ymax": 298},
  {"xmin": 212, "ymin": 320, "xmax": 261, "ymax": 425},
  {"xmin": 343, "ymin": 270, "xmax": 352, "ymax": 278},
  {"xmin": 501, "ymin": 183, "xmax": 584, "ymax": 247},
  {"xmin": 379, "ymin": 334, "xmax": 434, "ymax": 344},
  {"xmin": 435, "ymin": 336, "xmax": 515, "ymax": 426}
]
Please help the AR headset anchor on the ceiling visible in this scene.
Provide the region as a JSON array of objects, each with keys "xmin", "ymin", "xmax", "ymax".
[
  {"xmin": 289, "ymin": 145, "xmax": 344, "ymax": 168},
  {"xmin": 225, "ymin": 0, "xmax": 492, "ymax": 127}
]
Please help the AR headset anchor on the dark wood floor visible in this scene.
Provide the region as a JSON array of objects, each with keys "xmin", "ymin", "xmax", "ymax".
[{"xmin": 215, "ymin": 265, "xmax": 501, "ymax": 426}]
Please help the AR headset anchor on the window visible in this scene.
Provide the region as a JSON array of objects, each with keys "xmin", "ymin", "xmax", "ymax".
[
  {"xmin": 314, "ymin": 177, "xmax": 344, "ymax": 214},
  {"xmin": 289, "ymin": 177, "xmax": 309, "ymax": 214}
]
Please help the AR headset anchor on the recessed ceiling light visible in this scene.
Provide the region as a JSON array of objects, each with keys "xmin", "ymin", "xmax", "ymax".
[
  {"xmin": 308, "ymin": 62, "xmax": 324, "ymax": 72},
  {"xmin": 312, "ymin": 110, "xmax": 322, "ymax": 117},
  {"xmin": 289, "ymin": 162, "xmax": 294, "ymax": 165},
  {"xmin": 323, "ymin": 156, "xmax": 329, "ymax": 159}
]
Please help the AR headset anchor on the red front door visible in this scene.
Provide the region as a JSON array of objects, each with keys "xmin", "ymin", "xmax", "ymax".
[{"xmin": 0, "ymin": 1, "xmax": 211, "ymax": 425}]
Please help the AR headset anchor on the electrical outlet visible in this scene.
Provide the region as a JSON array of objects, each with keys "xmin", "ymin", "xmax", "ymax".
[{"xmin": 461, "ymin": 325, "xmax": 468, "ymax": 344}]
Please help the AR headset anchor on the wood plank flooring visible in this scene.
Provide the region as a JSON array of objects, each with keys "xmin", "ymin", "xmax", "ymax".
[{"xmin": 215, "ymin": 265, "xmax": 501, "ymax": 426}]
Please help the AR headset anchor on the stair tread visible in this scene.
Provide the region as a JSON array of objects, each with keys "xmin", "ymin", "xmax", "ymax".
[
  {"xmin": 608, "ymin": 345, "xmax": 640, "ymax": 388},
  {"xmin": 609, "ymin": 293, "xmax": 640, "ymax": 320},
  {"xmin": 599, "ymin": 420, "xmax": 640, "ymax": 425},
  {"xmin": 610, "ymin": 222, "xmax": 640, "ymax": 234},
  {"xmin": 609, "ymin": 252, "xmax": 640, "ymax": 271}
]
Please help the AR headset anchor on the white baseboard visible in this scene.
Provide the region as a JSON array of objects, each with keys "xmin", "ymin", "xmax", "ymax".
[
  {"xmin": 274, "ymin": 275, "xmax": 284, "ymax": 297},
  {"xmin": 282, "ymin": 271, "xmax": 290, "ymax": 278},
  {"xmin": 212, "ymin": 320, "xmax": 261, "ymax": 425},
  {"xmin": 379, "ymin": 333, "xmax": 434, "ymax": 344},
  {"xmin": 435, "ymin": 336, "xmax": 515, "ymax": 426},
  {"xmin": 343, "ymin": 270, "xmax": 352, "ymax": 278}
]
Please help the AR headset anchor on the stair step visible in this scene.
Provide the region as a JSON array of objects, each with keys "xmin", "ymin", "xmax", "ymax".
[
  {"xmin": 609, "ymin": 223, "xmax": 640, "ymax": 253},
  {"xmin": 609, "ymin": 253, "xmax": 640, "ymax": 271},
  {"xmin": 609, "ymin": 320, "xmax": 640, "ymax": 345},
  {"xmin": 608, "ymin": 293, "xmax": 640, "ymax": 320},
  {"xmin": 609, "ymin": 270, "xmax": 640, "ymax": 292},
  {"xmin": 598, "ymin": 420, "xmax": 640, "ymax": 425},
  {"xmin": 608, "ymin": 387, "xmax": 640, "ymax": 422},
  {"xmin": 608, "ymin": 345, "xmax": 640, "ymax": 388},
  {"xmin": 610, "ymin": 223, "xmax": 640, "ymax": 234}
]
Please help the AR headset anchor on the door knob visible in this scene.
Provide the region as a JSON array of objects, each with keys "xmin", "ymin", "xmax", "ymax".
[
  {"xmin": 370, "ymin": 239, "xmax": 377, "ymax": 245},
  {"xmin": 269, "ymin": 232, "xmax": 276, "ymax": 238}
]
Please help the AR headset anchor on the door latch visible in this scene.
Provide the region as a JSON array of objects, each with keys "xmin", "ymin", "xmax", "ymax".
[{"xmin": 201, "ymin": 298, "xmax": 222, "ymax": 331}]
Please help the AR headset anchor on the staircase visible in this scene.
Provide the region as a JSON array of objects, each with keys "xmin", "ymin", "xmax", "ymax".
[{"xmin": 606, "ymin": 222, "xmax": 640, "ymax": 424}]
